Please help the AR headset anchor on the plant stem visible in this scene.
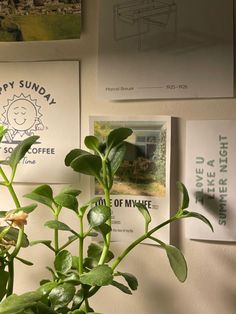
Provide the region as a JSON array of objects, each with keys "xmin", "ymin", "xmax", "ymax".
[
  {"xmin": 6, "ymin": 180, "xmax": 23, "ymax": 296},
  {"xmin": 0, "ymin": 226, "xmax": 11, "ymax": 240},
  {"xmin": 78, "ymin": 216, "xmax": 84, "ymax": 275},
  {"xmin": 148, "ymin": 236, "xmax": 164, "ymax": 247},
  {"xmin": 84, "ymin": 298, "xmax": 90, "ymax": 312},
  {"xmin": 88, "ymin": 216, "xmax": 179, "ymax": 299},
  {"xmin": 0, "ymin": 166, "xmax": 24, "ymax": 296},
  {"xmin": 10, "ymin": 228, "xmax": 24, "ymax": 259},
  {"xmin": 59, "ymin": 236, "xmax": 78, "ymax": 251},
  {"xmin": 6, "ymin": 260, "xmax": 14, "ymax": 297},
  {"xmin": 5, "ymin": 179, "xmax": 24, "ymax": 260},
  {"xmin": 111, "ymin": 216, "xmax": 178, "ymax": 271},
  {"xmin": 87, "ymin": 286, "xmax": 100, "ymax": 298},
  {"xmin": 0, "ymin": 166, "xmax": 8, "ymax": 184},
  {"xmin": 0, "ymin": 167, "xmax": 21, "ymax": 208},
  {"xmin": 98, "ymin": 187, "xmax": 111, "ymax": 265},
  {"xmin": 54, "ymin": 211, "xmax": 59, "ymax": 254}
]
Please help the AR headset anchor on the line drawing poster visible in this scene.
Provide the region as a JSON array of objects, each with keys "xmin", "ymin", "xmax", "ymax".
[
  {"xmin": 0, "ymin": 61, "xmax": 80, "ymax": 183},
  {"xmin": 90, "ymin": 116, "xmax": 171, "ymax": 244},
  {"xmin": 185, "ymin": 120, "xmax": 236, "ymax": 241},
  {"xmin": 98, "ymin": 0, "xmax": 234, "ymax": 100}
]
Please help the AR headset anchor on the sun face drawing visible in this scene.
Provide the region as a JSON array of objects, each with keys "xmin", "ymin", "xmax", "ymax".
[{"xmin": 2, "ymin": 94, "xmax": 44, "ymax": 143}]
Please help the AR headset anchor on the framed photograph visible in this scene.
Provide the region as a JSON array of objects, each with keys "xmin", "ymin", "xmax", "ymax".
[{"xmin": 90, "ymin": 115, "xmax": 171, "ymax": 243}]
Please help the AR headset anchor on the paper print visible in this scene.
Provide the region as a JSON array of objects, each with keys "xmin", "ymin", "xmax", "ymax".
[
  {"xmin": 185, "ymin": 120, "xmax": 236, "ymax": 241},
  {"xmin": 0, "ymin": 60, "xmax": 80, "ymax": 183},
  {"xmin": 98, "ymin": 0, "xmax": 234, "ymax": 99},
  {"xmin": 90, "ymin": 116, "xmax": 171, "ymax": 243}
]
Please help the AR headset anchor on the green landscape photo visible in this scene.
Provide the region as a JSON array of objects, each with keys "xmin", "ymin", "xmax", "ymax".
[
  {"xmin": 94, "ymin": 120, "xmax": 167, "ymax": 198},
  {"xmin": 0, "ymin": 1, "xmax": 81, "ymax": 41}
]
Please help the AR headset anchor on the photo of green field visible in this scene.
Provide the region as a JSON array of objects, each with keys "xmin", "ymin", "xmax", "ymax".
[
  {"xmin": 0, "ymin": 1, "xmax": 81, "ymax": 41},
  {"xmin": 94, "ymin": 120, "xmax": 167, "ymax": 198}
]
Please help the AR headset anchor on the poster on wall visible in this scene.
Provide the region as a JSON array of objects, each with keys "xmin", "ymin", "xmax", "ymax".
[
  {"xmin": 98, "ymin": 0, "xmax": 234, "ymax": 100},
  {"xmin": 90, "ymin": 116, "xmax": 171, "ymax": 243},
  {"xmin": 0, "ymin": 60, "xmax": 80, "ymax": 183},
  {"xmin": 0, "ymin": 1, "xmax": 81, "ymax": 41},
  {"xmin": 185, "ymin": 120, "xmax": 236, "ymax": 241}
]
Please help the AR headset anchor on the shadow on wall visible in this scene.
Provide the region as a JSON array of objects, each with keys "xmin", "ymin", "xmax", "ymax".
[
  {"xmin": 140, "ymin": 241, "xmax": 236, "ymax": 314},
  {"xmin": 170, "ymin": 117, "xmax": 182, "ymax": 248},
  {"xmin": 193, "ymin": 191, "xmax": 236, "ymax": 240},
  {"xmin": 216, "ymin": 250, "xmax": 236, "ymax": 311}
]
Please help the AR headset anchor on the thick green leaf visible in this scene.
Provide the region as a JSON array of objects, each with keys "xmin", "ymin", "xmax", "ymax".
[
  {"xmin": 182, "ymin": 210, "xmax": 214, "ymax": 232},
  {"xmin": 0, "ymin": 269, "xmax": 9, "ymax": 301},
  {"xmin": 109, "ymin": 143, "xmax": 126, "ymax": 176},
  {"xmin": 15, "ymin": 256, "xmax": 33, "ymax": 266},
  {"xmin": 95, "ymin": 223, "xmax": 112, "ymax": 238},
  {"xmin": 9, "ymin": 136, "xmax": 39, "ymax": 170},
  {"xmin": 0, "ymin": 160, "xmax": 9, "ymax": 166},
  {"xmin": 59, "ymin": 186, "xmax": 81, "ymax": 197},
  {"xmin": 65, "ymin": 149, "xmax": 90, "ymax": 167},
  {"xmin": 0, "ymin": 227, "xmax": 29, "ymax": 247},
  {"xmin": 87, "ymin": 243, "xmax": 102, "ymax": 260},
  {"xmin": 111, "ymin": 280, "xmax": 132, "ymax": 295},
  {"xmin": 80, "ymin": 265, "xmax": 113, "ymax": 286},
  {"xmin": 23, "ymin": 308, "xmax": 34, "ymax": 314},
  {"xmin": 117, "ymin": 272, "xmax": 138, "ymax": 291},
  {"xmin": 79, "ymin": 197, "xmax": 101, "ymax": 217},
  {"xmin": 71, "ymin": 289, "xmax": 84, "ymax": 309},
  {"xmin": 70, "ymin": 154, "xmax": 102, "ymax": 178},
  {"xmin": 164, "ymin": 245, "xmax": 187, "ymax": 282},
  {"xmin": 84, "ymin": 135, "xmax": 100, "ymax": 151},
  {"xmin": 39, "ymin": 279, "xmax": 50, "ymax": 286},
  {"xmin": 87, "ymin": 242, "xmax": 114, "ymax": 264},
  {"xmin": 31, "ymin": 302, "xmax": 58, "ymax": 314},
  {"xmin": 15, "ymin": 204, "xmax": 37, "ymax": 214},
  {"xmin": 0, "ymin": 211, "xmax": 7, "ymax": 218},
  {"xmin": 72, "ymin": 256, "xmax": 80, "ymax": 270},
  {"xmin": 66, "ymin": 235, "xmax": 79, "ymax": 246},
  {"xmin": 176, "ymin": 182, "xmax": 189, "ymax": 210},
  {"xmin": 24, "ymin": 185, "xmax": 54, "ymax": 208},
  {"xmin": 83, "ymin": 257, "xmax": 98, "ymax": 269},
  {"xmin": 0, "ymin": 291, "xmax": 43, "ymax": 314},
  {"xmin": 107, "ymin": 128, "xmax": 132, "ymax": 151},
  {"xmin": 87, "ymin": 205, "xmax": 111, "ymax": 228},
  {"xmin": 49, "ymin": 283, "xmax": 75, "ymax": 311},
  {"xmin": 46, "ymin": 267, "xmax": 57, "ymax": 280},
  {"xmin": 54, "ymin": 193, "xmax": 78, "ymax": 212},
  {"xmin": 0, "ymin": 125, "xmax": 7, "ymax": 143},
  {"xmin": 135, "ymin": 202, "xmax": 151, "ymax": 229},
  {"xmin": 87, "ymin": 231, "xmax": 98, "ymax": 237},
  {"xmin": 54, "ymin": 250, "xmax": 72, "ymax": 275},
  {"xmin": 37, "ymin": 282, "xmax": 58, "ymax": 296},
  {"xmin": 44, "ymin": 220, "xmax": 72, "ymax": 232},
  {"xmin": 68, "ymin": 310, "xmax": 85, "ymax": 314},
  {"xmin": 79, "ymin": 304, "xmax": 96, "ymax": 314},
  {"xmin": 30, "ymin": 239, "xmax": 52, "ymax": 248},
  {"xmin": 63, "ymin": 272, "xmax": 80, "ymax": 284}
]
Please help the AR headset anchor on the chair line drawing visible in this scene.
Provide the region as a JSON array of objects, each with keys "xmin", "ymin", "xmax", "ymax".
[{"xmin": 113, "ymin": 0, "xmax": 178, "ymax": 50}]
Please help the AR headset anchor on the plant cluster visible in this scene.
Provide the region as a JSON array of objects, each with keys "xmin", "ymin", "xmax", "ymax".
[{"xmin": 0, "ymin": 126, "xmax": 213, "ymax": 314}]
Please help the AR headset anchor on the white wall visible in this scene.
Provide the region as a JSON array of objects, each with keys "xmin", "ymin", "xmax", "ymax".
[{"xmin": 0, "ymin": 1, "xmax": 236, "ymax": 313}]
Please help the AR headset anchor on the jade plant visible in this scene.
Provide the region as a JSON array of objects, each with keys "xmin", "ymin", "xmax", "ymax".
[{"xmin": 0, "ymin": 126, "xmax": 213, "ymax": 314}]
